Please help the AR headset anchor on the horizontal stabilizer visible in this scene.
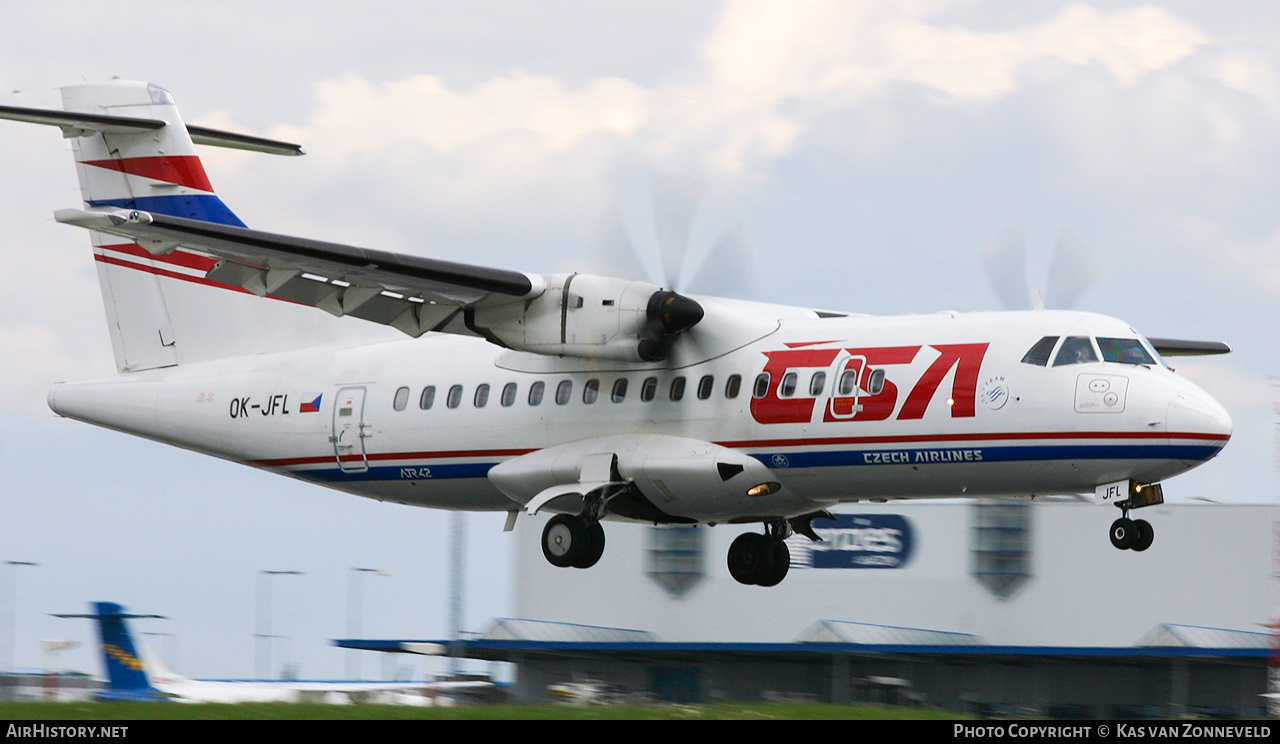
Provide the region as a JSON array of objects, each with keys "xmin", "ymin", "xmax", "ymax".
[
  {"xmin": 0, "ymin": 104, "xmax": 302, "ymax": 156},
  {"xmin": 186, "ymin": 124, "xmax": 305, "ymax": 156},
  {"xmin": 1147, "ymin": 338, "xmax": 1232, "ymax": 357}
]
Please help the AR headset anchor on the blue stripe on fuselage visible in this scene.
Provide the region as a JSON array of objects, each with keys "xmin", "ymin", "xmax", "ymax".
[
  {"xmin": 752, "ymin": 443, "xmax": 1224, "ymax": 470},
  {"xmin": 279, "ymin": 443, "xmax": 1223, "ymax": 484}
]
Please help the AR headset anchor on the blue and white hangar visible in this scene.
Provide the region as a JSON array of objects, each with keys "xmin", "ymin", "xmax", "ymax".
[{"xmin": 348, "ymin": 499, "xmax": 1276, "ymax": 717}]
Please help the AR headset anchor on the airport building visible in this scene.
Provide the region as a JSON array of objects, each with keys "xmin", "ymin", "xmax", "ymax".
[{"xmin": 352, "ymin": 500, "xmax": 1277, "ymax": 716}]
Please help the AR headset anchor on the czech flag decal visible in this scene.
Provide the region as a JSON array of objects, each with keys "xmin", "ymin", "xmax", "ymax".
[{"xmin": 300, "ymin": 393, "xmax": 322, "ymax": 413}]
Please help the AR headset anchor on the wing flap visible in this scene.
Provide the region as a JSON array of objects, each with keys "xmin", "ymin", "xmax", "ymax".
[{"xmin": 56, "ymin": 207, "xmax": 541, "ymax": 338}]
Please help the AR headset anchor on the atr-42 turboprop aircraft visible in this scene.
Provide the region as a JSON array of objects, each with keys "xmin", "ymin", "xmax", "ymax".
[{"xmin": 1, "ymin": 81, "xmax": 1232, "ymax": 587}]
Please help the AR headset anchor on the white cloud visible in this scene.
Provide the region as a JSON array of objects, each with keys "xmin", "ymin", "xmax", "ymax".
[{"xmin": 245, "ymin": 2, "xmax": 1211, "ymax": 182}]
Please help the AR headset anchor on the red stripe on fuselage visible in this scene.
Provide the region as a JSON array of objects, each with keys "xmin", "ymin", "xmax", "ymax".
[{"xmin": 80, "ymin": 156, "xmax": 214, "ymax": 192}]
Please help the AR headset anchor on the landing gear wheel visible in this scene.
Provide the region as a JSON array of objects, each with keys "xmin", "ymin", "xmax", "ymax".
[
  {"xmin": 757, "ymin": 541, "xmax": 791, "ymax": 587},
  {"xmin": 573, "ymin": 521, "xmax": 606, "ymax": 569},
  {"xmin": 1109, "ymin": 518, "xmax": 1135, "ymax": 550},
  {"xmin": 727, "ymin": 533, "xmax": 777, "ymax": 586},
  {"xmin": 1130, "ymin": 519, "xmax": 1154, "ymax": 552},
  {"xmin": 542, "ymin": 514, "xmax": 589, "ymax": 568}
]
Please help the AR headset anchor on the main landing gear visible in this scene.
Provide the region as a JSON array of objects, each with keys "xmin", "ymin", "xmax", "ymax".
[
  {"xmin": 541, "ymin": 513, "xmax": 606, "ymax": 569},
  {"xmin": 727, "ymin": 520, "xmax": 792, "ymax": 587}
]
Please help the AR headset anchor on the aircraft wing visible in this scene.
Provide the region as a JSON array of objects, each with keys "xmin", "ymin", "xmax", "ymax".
[
  {"xmin": 56, "ymin": 207, "xmax": 543, "ymax": 339},
  {"xmin": 54, "ymin": 207, "xmax": 751, "ymax": 361}
]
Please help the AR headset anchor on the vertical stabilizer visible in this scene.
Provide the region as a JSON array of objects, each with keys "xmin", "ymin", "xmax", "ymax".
[
  {"xmin": 52, "ymin": 602, "xmax": 168, "ymax": 701},
  {"xmin": 61, "ymin": 81, "xmax": 244, "ymax": 372},
  {"xmin": 39, "ymin": 80, "xmax": 379, "ymax": 372}
]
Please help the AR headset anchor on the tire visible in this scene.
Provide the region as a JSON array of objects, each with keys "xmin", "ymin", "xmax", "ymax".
[
  {"xmin": 1109, "ymin": 518, "xmax": 1135, "ymax": 550},
  {"xmin": 572, "ymin": 521, "xmax": 606, "ymax": 569},
  {"xmin": 1130, "ymin": 519, "xmax": 1154, "ymax": 552},
  {"xmin": 542, "ymin": 514, "xmax": 588, "ymax": 568},
  {"xmin": 757, "ymin": 541, "xmax": 791, "ymax": 587},
  {"xmin": 727, "ymin": 533, "xmax": 776, "ymax": 585}
]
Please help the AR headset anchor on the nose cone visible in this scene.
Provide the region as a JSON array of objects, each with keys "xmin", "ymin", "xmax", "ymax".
[{"xmin": 1166, "ymin": 383, "xmax": 1232, "ymax": 460}]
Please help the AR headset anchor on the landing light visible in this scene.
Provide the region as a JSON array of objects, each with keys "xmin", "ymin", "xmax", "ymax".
[{"xmin": 747, "ymin": 482, "xmax": 781, "ymax": 497}]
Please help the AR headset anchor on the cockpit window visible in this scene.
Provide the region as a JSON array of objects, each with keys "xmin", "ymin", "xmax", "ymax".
[
  {"xmin": 1021, "ymin": 336, "xmax": 1059, "ymax": 366},
  {"xmin": 1052, "ymin": 336, "xmax": 1099, "ymax": 366},
  {"xmin": 1097, "ymin": 338, "xmax": 1156, "ymax": 366}
]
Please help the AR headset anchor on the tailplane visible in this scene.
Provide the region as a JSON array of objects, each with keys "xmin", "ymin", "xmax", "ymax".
[{"xmin": 1, "ymin": 80, "xmax": 369, "ymax": 373}]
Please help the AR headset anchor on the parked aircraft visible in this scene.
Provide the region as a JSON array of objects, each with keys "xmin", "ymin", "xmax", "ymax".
[
  {"xmin": 2, "ymin": 81, "xmax": 1231, "ymax": 587},
  {"xmin": 54, "ymin": 602, "xmax": 487, "ymax": 703}
]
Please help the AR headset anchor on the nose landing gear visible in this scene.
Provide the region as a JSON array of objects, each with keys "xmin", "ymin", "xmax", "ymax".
[
  {"xmin": 1108, "ymin": 481, "xmax": 1162, "ymax": 552},
  {"xmin": 1109, "ymin": 515, "xmax": 1153, "ymax": 552}
]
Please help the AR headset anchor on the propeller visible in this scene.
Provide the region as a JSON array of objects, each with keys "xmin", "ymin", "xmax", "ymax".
[
  {"xmin": 584, "ymin": 175, "xmax": 760, "ymax": 361},
  {"xmin": 587, "ymin": 174, "xmax": 759, "ymax": 300},
  {"xmin": 981, "ymin": 226, "xmax": 1101, "ymax": 310}
]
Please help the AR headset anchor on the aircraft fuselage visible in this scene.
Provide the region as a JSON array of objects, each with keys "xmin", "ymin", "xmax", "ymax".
[{"xmin": 48, "ymin": 308, "xmax": 1230, "ymax": 525}]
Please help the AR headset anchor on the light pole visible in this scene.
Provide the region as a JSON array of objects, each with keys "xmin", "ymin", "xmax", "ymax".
[
  {"xmin": 255, "ymin": 569, "xmax": 302, "ymax": 679},
  {"xmin": 2, "ymin": 561, "xmax": 38, "ymax": 677},
  {"xmin": 346, "ymin": 567, "xmax": 389, "ymax": 679}
]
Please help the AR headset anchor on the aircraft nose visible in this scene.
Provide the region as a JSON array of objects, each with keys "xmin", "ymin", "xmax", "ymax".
[{"xmin": 1166, "ymin": 385, "xmax": 1233, "ymax": 442}]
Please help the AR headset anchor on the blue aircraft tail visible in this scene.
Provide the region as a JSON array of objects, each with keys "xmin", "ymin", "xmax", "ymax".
[{"xmin": 56, "ymin": 602, "xmax": 169, "ymax": 702}]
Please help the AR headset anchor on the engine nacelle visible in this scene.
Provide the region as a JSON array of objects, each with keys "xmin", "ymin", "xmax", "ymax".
[{"xmin": 470, "ymin": 273, "xmax": 702, "ymax": 362}]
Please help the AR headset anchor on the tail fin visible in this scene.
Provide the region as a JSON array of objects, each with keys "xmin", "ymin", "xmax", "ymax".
[
  {"xmin": 62, "ymin": 81, "xmax": 247, "ymax": 228},
  {"xmin": 55, "ymin": 602, "xmax": 167, "ymax": 701},
  {"xmin": 3, "ymin": 80, "xmax": 362, "ymax": 373}
]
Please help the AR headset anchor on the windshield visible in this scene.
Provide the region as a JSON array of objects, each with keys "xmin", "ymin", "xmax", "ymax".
[{"xmin": 1097, "ymin": 337, "xmax": 1156, "ymax": 365}]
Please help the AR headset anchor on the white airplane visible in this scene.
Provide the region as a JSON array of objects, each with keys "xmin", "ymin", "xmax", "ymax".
[
  {"xmin": 54, "ymin": 602, "xmax": 489, "ymax": 704},
  {"xmin": 3, "ymin": 81, "xmax": 1232, "ymax": 587}
]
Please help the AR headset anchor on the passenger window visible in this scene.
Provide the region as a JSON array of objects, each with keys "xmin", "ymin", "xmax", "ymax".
[
  {"xmin": 393, "ymin": 386, "xmax": 410, "ymax": 411},
  {"xmin": 837, "ymin": 370, "xmax": 857, "ymax": 396},
  {"xmin": 670, "ymin": 377, "xmax": 686, "ymax": 401},
  {"xmin": 528, "ymin": 381, "xmax": 545, "ymax": 406},
  {"xmin": 725, "ymin": 374, "xmax": 742, "ymax": 399},
  {"xmin": 1021, "ymin": 336, "xmax": 1059, "ymax": 366},
  {"xmin": 447, "ymin": 385, "xmax": 463, "ymax": 409},
  {"xmin": 474, "ymin": 384, "xmax": 490, "ymax": 408},
  {"xmin": 555, "ymin": 380, "xmax": 572, "ymax": 405},
  {"xmin": 697, "ymin": 375, "xmax": 714, "ymax": 400},
  {"xmin": 501, "ymin": 382, "xmax": 517, "ymax": 407},
  {"xmin": 641, "ymin": 377, "xmax": 657, "ymax": 402},
  {"xmin": 1097, "ymin": 338, "xmax": 1156, "ymax": 366},
  {"xmin": 1053, "ymin": 337, "xmax": 1098, "ymax": 366},
  {"xmin": 753, "ymin": 373, "xmax": 770, "ymax": 399},
  {"xmin": 809, "ymin": 371, "xmax": 826, "ymax": 397},
  {"xmin": 779, "ymin": 372, "xmax": 798, "ymax": 398},
  {"xmin": 611, "ymin": 379, "xmax": 628, "ymax": 403},
  {"xmin": 583, "ymin": 379, "xmax": 600, "ymax": 404},
  {"xmin": 419, "ymin": 386, "xmax": 436, "ymax": 410}
]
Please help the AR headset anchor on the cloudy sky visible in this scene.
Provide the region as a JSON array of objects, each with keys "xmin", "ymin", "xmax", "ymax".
[{"xmin": 1, "ymin": 1, "xmax": 1277, "ymax": 680}]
